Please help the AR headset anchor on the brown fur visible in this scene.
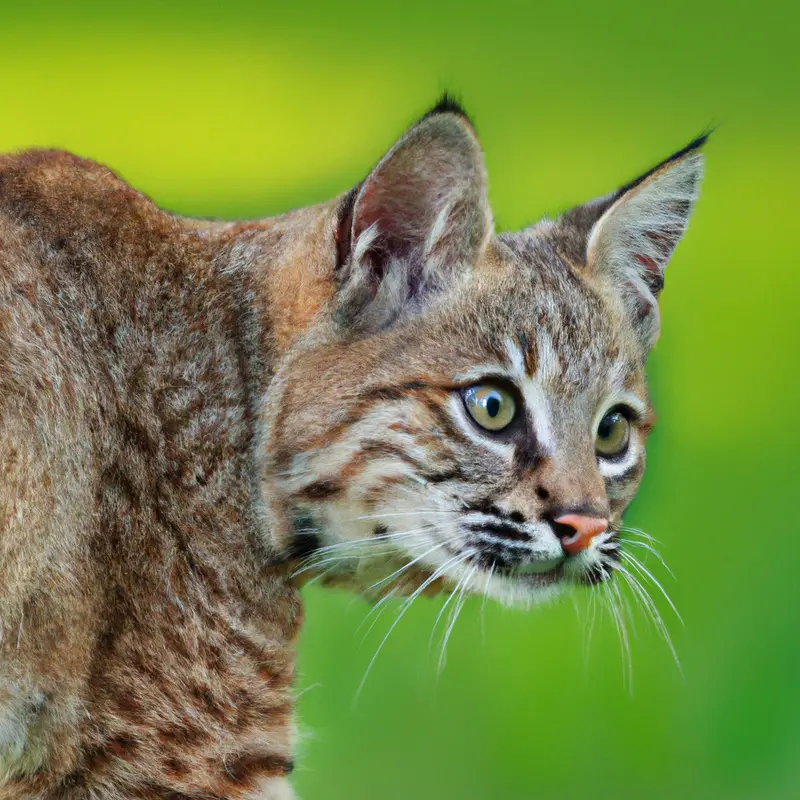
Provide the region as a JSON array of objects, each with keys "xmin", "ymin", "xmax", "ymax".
[
  {"xmin": 0, "ymin": 101, "xmax": 704, "ymax": 798},
  {"xmin": 0, "ymin": 150, "xmax": 306, "ymax": 798}
]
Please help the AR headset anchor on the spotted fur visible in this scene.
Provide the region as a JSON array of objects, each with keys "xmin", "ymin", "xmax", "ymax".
[{"xmin": 0, "ymin": 99, "xmax": 704, "ymax": 797}]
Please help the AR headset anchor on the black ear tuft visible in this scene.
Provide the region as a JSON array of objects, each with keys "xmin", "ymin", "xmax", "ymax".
[
  {"xmin": 615, "ymin": 130, "xmax": 711, "ymax": 198},
  {"xmin": 422, "ymin": 92, "xmax": 474, "ymax": 127}
]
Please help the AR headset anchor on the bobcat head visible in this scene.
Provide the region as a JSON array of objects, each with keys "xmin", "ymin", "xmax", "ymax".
[{"xmin": 260, "ymin": 97, "xmax": 705, "ymax": 608}]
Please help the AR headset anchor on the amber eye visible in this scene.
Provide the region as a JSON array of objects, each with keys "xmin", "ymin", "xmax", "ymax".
[
  {"xmin": 596, "ymin": 410, "xmax": 631, "ymax": 458},
  {"xmin": 463, "ymin": 385, "xmax": 517, "ymax": 432}
]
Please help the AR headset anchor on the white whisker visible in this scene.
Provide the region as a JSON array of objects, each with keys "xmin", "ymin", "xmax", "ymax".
[
  {"xmin": 358, "ymin": 591, "xmax": 397, "ymax": 641},
  {"xmin": 364, "ymin": 536, "xmax": 458, "ymax": 594},
  {"xmin": 430, "ymin": 579, "xmax": 462, "ymax": 651},
  {"xmin": 292, "ymin": 529, "xmax": 436, "ymax": 577},
  {"xmin": 351, "ymin": 509, "xmax": 461, "ymax": 523},
  {"xmin": 584, "ymin": 584, "xmax": 598, "ymax": 669},
  {"xmin": 354, "ymin": 550, "xmax": 472, "ymax": 703},
  {"xmin": 621, "ymin": 539, "xmax": 675, "ymax": 578},
  {"xmin": 603, "ymin": 577, "xmax": 632, "ymax": 694},
  {"xmin": 438, "ymin": 562, "xmax": 478, "ymax": 674},
  {"xmin": 620, "ymin": 550, "xmax": 683, "ymax": 626},
  {"xmin": 292, "ymin": 551, "xmax": 376, "ymax": 578},
  {"xmin": 610, "ymin": 572, "xmax": 638, "ymax": 641},
  {"xmin": 615, "ymin": 558, "xmax": 683, "ymax": 676},
  {"xmin": 620, "ymin": 525, "xmax": 663, "ymax": 546},
  {"xmin": 301, "ymin": 562, "xmax": 341, "ymax": 587},
  {"xmin": 480, "ymin": 563, "xmax": 494, "ymax": 646},
  {"xmin": 310, "ymin": 528, "xmax": 435, "ymax": 556}
]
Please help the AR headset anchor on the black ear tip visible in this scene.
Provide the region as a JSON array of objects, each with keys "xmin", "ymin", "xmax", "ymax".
[
  {"xmin": 617, "ymin": 129, "xmax": 711, "ymax": 196},
  {"xmin": 675, "ymin": 128, "xmax": 712, "ymax": 159},
  {"xmin": 422, "ymin": 92, "xmax": 474, "ymax": 127}
]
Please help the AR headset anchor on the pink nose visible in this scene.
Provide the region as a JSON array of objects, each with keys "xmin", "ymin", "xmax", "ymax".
[{"xmin": 555, "ymin": 514, "xmax": 608, "ymax": 555}]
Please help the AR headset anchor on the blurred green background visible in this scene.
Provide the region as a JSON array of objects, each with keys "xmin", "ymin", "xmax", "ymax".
[{"xmin": 3, "ymin": 1, "xmax": 798, "ymax": 797}]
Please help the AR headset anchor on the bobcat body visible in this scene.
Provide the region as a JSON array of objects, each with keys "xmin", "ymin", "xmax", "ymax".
[{"xmin": 0, "ymin": 99, "xmax": 704, "ymax": 798}]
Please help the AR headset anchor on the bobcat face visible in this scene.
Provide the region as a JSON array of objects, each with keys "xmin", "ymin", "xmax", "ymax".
[{"xmin": 262, "ymin": 98, "xmax": 703, "ymax": 606}]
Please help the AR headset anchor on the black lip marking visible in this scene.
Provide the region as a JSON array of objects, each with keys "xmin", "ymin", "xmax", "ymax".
[
  {"xmin": 468, "ymin": 547, "xmax": 515, "ymax": 571},
  {"xmin": 294, "ymin": 479, "xmax": 342, "ymax": 500},
  {"xmin": 580, "ymin": 563, "xmax": 614, "ymax": 585},
  {"xmin": 466, "ymin": 521, "xmax": 530, "ymax": 543},
  {"xmin": 290, "ymin": 512, "xmax": 322, "ymax": 560},
  {"xmin": 421, "ymin": 467, "xmax": 465, "ymax": 484}
]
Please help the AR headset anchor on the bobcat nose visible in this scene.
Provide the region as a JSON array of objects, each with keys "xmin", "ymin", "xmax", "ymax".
[{"xmin": 553, "ymin": 514, "xmax": 608, "ymax": 555}]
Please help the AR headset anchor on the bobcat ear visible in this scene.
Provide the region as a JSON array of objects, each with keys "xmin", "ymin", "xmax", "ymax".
[
  {"xmin": 581, "ymin": 135, "xmax": 707, "ymax": 350},
  {"xmin": 335, "ymin": 97, "xmax": 493, "ymax": 333}
]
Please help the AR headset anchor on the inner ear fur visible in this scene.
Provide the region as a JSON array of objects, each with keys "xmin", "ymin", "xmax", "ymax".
[
  {"xmin": 335, "ymin": 97, "xmax": 493, "ymax": 334},
  {"xmin": 565, "ymin": 135, "xmax": 707, "ymax": 349}
]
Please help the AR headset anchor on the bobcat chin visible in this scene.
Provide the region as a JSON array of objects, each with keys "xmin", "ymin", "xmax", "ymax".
[{"xmin": 0, "ymin": 96, "xmax": 704, "ymax": 798}]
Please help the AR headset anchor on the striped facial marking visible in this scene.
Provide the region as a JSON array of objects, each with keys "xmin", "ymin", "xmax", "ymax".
[{"xmin": 268, "ymin": 324, "xmax": 651, "ymax": 608}]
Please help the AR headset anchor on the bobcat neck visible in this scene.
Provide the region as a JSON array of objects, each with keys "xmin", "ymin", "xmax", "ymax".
[{"xmin": 0, "ymin": 150, "xmax": 330, "ymax": 798}]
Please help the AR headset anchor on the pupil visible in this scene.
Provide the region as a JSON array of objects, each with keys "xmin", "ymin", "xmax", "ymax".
[
  {"xmin": 485, "ymin": 395, "xmax": 501, "ymax": 418},
  {"xmin": 599, "ymin": 413, "xmax": 618, "ymax": 439}
]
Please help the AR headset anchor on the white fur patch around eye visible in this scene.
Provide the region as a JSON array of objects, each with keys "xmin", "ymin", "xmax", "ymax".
[
  {"xmin": 592, "ymin": 392, "xmax": 647, "ymax": 479},
  {"xmin": 597, "ymin": 448, "xmax": 640, "ymax": 480}
]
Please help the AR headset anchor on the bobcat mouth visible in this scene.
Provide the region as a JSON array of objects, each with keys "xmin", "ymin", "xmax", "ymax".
[
  {"xmin": 515, "ymin": 556, "xmax": 565, "ymax": 575},
  {"xmin": 476, "ymin": 542, "xmax": 620, "ymax": 588},
  {"xmin": 488, "ymin": 555, "xmax": 565, "ymax": 585}
]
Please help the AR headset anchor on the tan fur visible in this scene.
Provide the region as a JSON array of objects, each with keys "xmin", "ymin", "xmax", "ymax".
[
  {"xmin": 0, "ymin": 150, "xmax": 306, "ymax": 798},
  {"xmin": 0, "ymin": 101, "xmax": 704, "ymax": 798}
]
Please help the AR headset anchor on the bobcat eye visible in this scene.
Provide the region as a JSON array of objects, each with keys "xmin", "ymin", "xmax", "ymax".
[
  {"xmin": 596, "ymin": 409, "xmax": 631, "ymax": 458},
  {"xmin": 463, "ymin": 385, "xmax": 517, "ymax": 432}
]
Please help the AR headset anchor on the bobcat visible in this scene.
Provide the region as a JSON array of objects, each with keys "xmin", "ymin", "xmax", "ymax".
[{"xmin": 0, "ymin": 96, "xmax": 704, "ymax": 798}]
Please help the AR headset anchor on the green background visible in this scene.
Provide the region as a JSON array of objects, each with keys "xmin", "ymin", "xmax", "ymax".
[{"xmin": 3, "ymin": 1, "xmax": 798, "ymax": 797}]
